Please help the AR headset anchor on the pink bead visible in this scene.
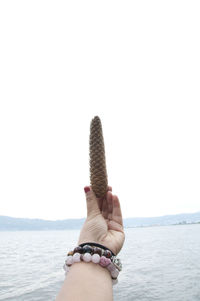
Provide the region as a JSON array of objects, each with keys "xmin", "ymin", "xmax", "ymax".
[
  {"xmin": 66, "ymin": 255, "xmax": 73, "ymax": 266},
  {"xmin": 100, "ymin": 256, "xmax": 111, "ymax": 267},
  {"xmin": 83, "ymin": 253, "xmax": 92, "ymax": 262},
  {"xmin": 105, "ymin": 258, "xmax": 111, "ymax": 265},
  {"xmin": 111, "ymin": 268, "xmax": 119, "ymax": 279},
  {"xmin": 91, "ymin": 254, "xmax": 100, "ymax": 263},
  {"xmin": 107, "ymin": 263, "xmax": 116, "ymax": 272},
  {"xmin": 73, "ymin": 252, "xmax": 81, "ymax": 263}
]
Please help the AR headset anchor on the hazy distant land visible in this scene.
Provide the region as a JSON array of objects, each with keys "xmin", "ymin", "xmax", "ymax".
[{"xmin": 0, "ymin": 212, "xmax": 200, "ymax": 231}]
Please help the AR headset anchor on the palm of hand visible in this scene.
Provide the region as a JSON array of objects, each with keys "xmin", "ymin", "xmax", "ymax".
[{"xmin": 78, "ymin": 189, "xmax": 125, "ymax": 255}]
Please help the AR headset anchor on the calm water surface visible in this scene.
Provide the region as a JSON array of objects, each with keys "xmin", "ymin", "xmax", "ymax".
[{"xmin": 0, "ymin": 225, "xmax": 200, "ymax": 301}]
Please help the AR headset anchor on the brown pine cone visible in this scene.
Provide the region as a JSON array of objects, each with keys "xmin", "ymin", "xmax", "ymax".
[{"xmin": 89, "ymin": 116, "xmax": 108, "ymax": 199}]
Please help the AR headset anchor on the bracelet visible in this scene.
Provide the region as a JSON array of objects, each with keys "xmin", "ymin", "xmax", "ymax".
[
  {"xmin": 79, "ymin": 242, "xmax": 116, "ymax": 256},
  {"xmin": 63, "ymin": 243, "xmax": 122, "ymax": 285}
]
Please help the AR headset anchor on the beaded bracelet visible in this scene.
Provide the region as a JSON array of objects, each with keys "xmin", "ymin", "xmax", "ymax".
[
  {"xmin": 63, "ymin": 244, "xmax": 122, "ymax": 285},
  {"xmin": 79, "ymin": 242, "xmax": 116, "ymax": 256}
]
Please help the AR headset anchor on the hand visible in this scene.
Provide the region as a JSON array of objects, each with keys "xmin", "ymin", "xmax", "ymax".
[{"xmin": 78, "ymin": 186, "xmax": 125, "ymax": 255}]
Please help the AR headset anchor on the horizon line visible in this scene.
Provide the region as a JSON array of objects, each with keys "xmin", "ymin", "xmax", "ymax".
[{"xmin": 1, "ymin": 210, "xmax": 200, "ymax": 222}]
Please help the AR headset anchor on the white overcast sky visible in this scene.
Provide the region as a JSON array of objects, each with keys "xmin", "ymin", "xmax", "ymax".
[{"xmin": 0, "ymin": 1, "xmax": 200, "ymax": 220}]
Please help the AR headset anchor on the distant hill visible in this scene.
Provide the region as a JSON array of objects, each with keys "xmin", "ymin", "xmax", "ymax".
[
  {"xmin": 0, "ymin": 216, "xmax": 85, "ymax": 231},
  {"xmin": 124, "ymin": 212, "xmax": 200, "ymax": 228},
  {"xmin": 0, "ymin": 212, "xmax": 200, "ymax": 231}
]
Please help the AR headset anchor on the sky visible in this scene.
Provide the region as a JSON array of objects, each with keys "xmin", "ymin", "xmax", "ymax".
[{"xmin": 0, "ymin": 0, "xmax": 200, "ymax": 220}]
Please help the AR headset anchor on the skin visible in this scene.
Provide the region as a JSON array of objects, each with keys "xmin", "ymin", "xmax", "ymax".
[{"xmin": 56, "ymin": 186, "xmax": 125, "ymax": 301}]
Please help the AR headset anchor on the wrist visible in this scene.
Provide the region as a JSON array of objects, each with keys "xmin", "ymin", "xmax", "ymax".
[
  {"xmin": 64, "ymin": 243, "xmax": 122, "ymax": 285},
  {"xmin": 58, "ymin": 261, "xmax": 113, "ymax": 301},
  {"xmin": 69, "ymin": 260, "xmax": 112, "ymax": 280}
]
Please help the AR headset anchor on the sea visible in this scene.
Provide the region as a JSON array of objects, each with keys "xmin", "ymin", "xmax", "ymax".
[{"xmin": 0, "ymin": 224, "xmax": 200, "ymax": 301}]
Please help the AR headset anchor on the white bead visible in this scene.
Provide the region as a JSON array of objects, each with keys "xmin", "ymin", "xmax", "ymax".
[
  {"xmin": 63, "ymin": 264, "xmax": 70, "ymax": 275},
  {"xmin": 66, "ymin": 255, "xmax": 73, "ymax": 266},
  {"xmin": 73, "ymin": 252, "xmax": 81, "ymax": 263},
  {"xmin": 92, "ymin": 254, "xmax": 100, "ymax": 263},
  {"xmin": 83, "ymin": 253, "xmax": 92, "ymax": 262}
]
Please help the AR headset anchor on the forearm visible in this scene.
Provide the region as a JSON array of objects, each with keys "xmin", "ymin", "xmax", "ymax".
[{"xmin": 56, "ymin": 261, "xmax": 113, "ymax": 301}]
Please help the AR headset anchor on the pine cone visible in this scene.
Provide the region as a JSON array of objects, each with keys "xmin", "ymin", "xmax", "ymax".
[{"xmin": 89, "ymin": 116, "xmax": 108, "ymax": 199}]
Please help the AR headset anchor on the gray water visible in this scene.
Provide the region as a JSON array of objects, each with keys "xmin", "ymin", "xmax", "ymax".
[{"xmin": 0, "ymin": 224, "xmax": 200, "ymax": 301}]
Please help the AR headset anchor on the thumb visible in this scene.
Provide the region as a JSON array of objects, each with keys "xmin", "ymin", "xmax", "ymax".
[{"xmin": 84, "ymin": 186, "xmax": 100, "ymax": 217}]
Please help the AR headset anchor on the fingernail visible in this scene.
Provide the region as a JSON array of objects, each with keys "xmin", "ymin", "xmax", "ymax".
[{"xmin": 84, "ymin": 186, "xmax": 90, "ymax": 193}]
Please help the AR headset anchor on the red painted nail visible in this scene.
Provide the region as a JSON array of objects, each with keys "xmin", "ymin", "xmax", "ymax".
[{"xmin": 84, "ymin": 186, "xmax": 90, "ymax": 193}]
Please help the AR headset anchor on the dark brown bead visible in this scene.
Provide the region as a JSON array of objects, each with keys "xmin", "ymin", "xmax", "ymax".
[
  {"xmin": 104, "ymin": 250, "xmax": 112, "ymax": 258},
  {"xmin": 93, "ymin": 247, "xmax": 102, "ymax": 256},
  {"xmin": 67, "ymin": 250, "xmax": 73, "ymax": 256},
  {"xmin": 74, "ymin": 246, "xmax": 83, "ymax": 254},
  {"xmin": 82, "ymin": 245, "xmax": 93, "ymax": 253}
]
